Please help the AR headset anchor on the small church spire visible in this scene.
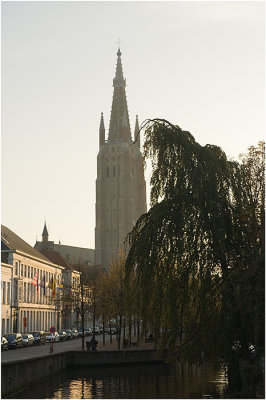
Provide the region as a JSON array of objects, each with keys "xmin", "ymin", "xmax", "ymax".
[
  {"xmin": 108, "ymin": 48, "xmax": 132, "ymax": 142},
  {"xmin": 42, "ymin": 222, "xmax": 49, "ymax": 242},
  {"xmin": 99, "ymin": 112, "xmax": 105, "ymax": 146},
  {"xmin": 134, "ymin": 115, "xmax": 140, "ymax": 147}
]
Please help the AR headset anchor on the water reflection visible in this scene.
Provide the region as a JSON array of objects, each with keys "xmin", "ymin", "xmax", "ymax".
[{"xmin": 14, "ymin": 362, "xmax": 230, "ymax": 399}]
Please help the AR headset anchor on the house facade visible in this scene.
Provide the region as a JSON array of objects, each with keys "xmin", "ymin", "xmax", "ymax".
[{"xmin": 1, "ymin": 225, "xmax": 64, "ymax": 333}]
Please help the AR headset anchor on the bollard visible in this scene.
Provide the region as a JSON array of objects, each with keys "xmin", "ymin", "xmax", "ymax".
[{"xmin": 49, "ymin": 340, "xmax": 54, "ymax": 353}]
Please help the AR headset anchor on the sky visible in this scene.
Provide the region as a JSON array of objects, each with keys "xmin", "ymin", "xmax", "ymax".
[{"xmin": 1, "ymin": 1, "xmax": 265, "ymax": 250}]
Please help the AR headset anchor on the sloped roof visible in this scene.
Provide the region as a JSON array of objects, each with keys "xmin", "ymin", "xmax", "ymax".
[
  {"xmin": 1, "ymin": 225, "xmax": 51, "ymax": 263},
  {"xmin": 40, "ymin": 250, "xmax": 73, "ymax": 271}
]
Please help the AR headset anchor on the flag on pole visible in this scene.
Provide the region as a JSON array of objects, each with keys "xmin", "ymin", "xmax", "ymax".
[
  {"xmin": 49, "ymin": 277, "xmax": 56, "ymax": 297},
  {"xmin": 40, "ymin": 275, "xmax": 46, "ymax": 295},
  {"xmin": 58, "ymin": 282, "xmax": 63, "ymax": 291},
  {"xmin": 52, "ymin": 278, "xmax": 56, "ymax": 297},
  {"xmin": 31, "ymin": 272, "xmax": 39, "ymax": 294}
]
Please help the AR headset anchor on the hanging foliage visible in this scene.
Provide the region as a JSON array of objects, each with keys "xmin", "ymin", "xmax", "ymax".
[{"xmin": 125, "ymin": 119, "xmax": 264, "ymax": 397}]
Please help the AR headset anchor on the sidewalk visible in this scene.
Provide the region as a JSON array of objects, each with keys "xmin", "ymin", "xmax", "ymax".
[{"xmin": 76, "ymin": 335, "xmax": 155, "ymax": 352}]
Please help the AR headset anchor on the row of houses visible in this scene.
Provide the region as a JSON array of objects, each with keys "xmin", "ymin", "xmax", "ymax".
[{"xmin": 1, "ymin": 224, "xmax": 85, "ymax": 335}]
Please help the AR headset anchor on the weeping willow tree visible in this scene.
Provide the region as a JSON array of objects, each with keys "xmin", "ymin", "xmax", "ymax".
[{"xmin": 125, "ymin": 119, "xmax": 264, "ymax": 397}]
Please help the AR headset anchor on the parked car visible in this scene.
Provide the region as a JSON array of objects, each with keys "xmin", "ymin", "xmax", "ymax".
[
  {"xmin": 5, "ymin": 333, "xmax": 23, "ymax": 349},
  {"xmin": 58, "ymin": 331, "xmax": 67, "ymax": 341},
  {"xmin": 30, "ymin": 331, "xmax": 46, "ymax": 346},
  {"xmin": 1, "ymin": 337, "xmax": 8, "ymax": 351},
  {"xmin": 94, "ymin": 327, "xmax": 100, "ymax": 335},
  {"xmin": 85, "ymin": 328, "xmax": 92, "ymax": 336},
  {"xmin": 46, "ymin": 332, "xmax": 59, "ymax": 342},
  {"xmin": 22, "ymin": 333, "xmax": 34, "ymax": 347},
  {"xmin": 65, "ymin": 330, "xmax": 73, "ymax": 340},
  {"xmin": 72, "ymin": 329, "xmax": 79, "ymax": 338}
]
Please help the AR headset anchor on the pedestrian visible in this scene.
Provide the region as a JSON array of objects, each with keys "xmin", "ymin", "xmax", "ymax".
[{"xmin": 90, "ymin": 336, "xmax": 98, "ymax": 351}]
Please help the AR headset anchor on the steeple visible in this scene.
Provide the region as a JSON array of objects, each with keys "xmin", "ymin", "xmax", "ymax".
[
  {"xmin": 99, "ymin": 112, "xmax": 105, "ymax": 146},
  {"xmin": 134, "ymin": 115, "xmax": 140, "ymax": 147},
  {"xmin": 42, "ymin": 222, "xmax": 48, "ymax": 242},
  {"xmin": 108, "ymin": 48, "xmax": 132, "ymax": 142}
]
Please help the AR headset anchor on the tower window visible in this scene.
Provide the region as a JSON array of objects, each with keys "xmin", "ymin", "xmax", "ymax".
[{"xmin": 113, "ymin": 166, "xmax": 116, "ymax": 177}]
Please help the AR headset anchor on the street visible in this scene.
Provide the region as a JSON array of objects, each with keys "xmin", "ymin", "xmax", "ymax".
[{"xmin": 1, "ymin": 335, "xmax": 104, "ymax": 363}]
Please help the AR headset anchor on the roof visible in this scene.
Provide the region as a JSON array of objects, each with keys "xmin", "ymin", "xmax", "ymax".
[
  {"xmin": 40, "ymin": 250, "xmax": 74, "ymax": 271},
  {"xmin": 1, "ymin": 225, "xmax": 51, "ymax": 263}
]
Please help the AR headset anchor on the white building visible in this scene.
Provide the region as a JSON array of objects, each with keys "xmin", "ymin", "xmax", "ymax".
[{"xmin": 1, "ymin": 225, "xmax": 64, "ymax": 333}]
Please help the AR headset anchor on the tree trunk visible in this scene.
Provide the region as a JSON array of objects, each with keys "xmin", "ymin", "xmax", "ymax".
[
  {"xmin": 118, "ymin": 314, "xmax": 122, "ymax": 350},
  {"xmin": 109, "ymin": 317, "xmax": 112, "ymax": 344},
  {"xmin": 129, "ymin": 316, "xmax": 132, "ymax": 344},
  {"xmin": 102, "ymin": 314, "xmax": 105, "ymax": 346}
]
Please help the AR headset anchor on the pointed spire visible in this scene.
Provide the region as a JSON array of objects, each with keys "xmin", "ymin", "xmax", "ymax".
[
  {"xmin": 99, "ymin": 112, "xmax": 105, "ymax": 146},
  {"xmin": 42, "ymin": 222, "xmax": 48, "ymax": 242},
  {"xmin": 134, "ymin": 115, "xmax": 140, "ymax": 147},
  {"xmin": 108, "ymin": 48, "xmax": 132, "ymax": 142},
  {"xmin": 113, "ymin": 47, "xmax": 125, "ymax": 85}
]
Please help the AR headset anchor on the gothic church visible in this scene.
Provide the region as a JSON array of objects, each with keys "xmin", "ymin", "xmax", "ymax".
[{"xmin": 95, "ymin": 48, "xmax": 147, "ymax": 268}]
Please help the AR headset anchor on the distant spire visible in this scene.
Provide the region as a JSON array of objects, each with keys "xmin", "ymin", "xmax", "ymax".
[
  {"xmin": 99, "ymin": 112, "xmax": 105, "ymax": 146},
  {"xmin": 108, "ymin": 48, "xmax": 132, "ymax": 142},
  {"xmin": 134, "ymin": 115, "xmax": 140, "ymax": 147},
  {"xmin": 42, "ymin": 222, "xmax": 49, "ymax": 242}
]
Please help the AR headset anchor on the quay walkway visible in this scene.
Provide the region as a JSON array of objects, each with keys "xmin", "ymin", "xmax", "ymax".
[{"xmin": 1, "ymin": 336, "xmax": 161, "ymax": 398}]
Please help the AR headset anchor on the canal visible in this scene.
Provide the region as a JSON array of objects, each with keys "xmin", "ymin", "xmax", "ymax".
[{"xmin": 13, "ymin": 362, "xmax": 230, "ymax": 399}]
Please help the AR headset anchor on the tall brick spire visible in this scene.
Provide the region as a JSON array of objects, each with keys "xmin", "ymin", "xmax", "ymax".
[{"xmin": 108, "ymin": 48, "xmax": 132, "ymax": 142}]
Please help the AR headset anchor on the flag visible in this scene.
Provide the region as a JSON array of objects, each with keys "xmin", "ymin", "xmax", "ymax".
[
  {"xmin": 69, "ymin": 288, "xmax": 73, "ymax": 297},
  {"xmin": 40, "ymin": 275, "xmax": 46, "ymax": 295},
  {"xmin": 31, "ymin": 272, "xmax": 39, "ymax": 295},
  {"xmin": 51, "ymin": 277, "xmax": 56, "ymax": 297},
  {"xmin": 58, "ymin": 282, "xmax": 63, "ymax": 291}
]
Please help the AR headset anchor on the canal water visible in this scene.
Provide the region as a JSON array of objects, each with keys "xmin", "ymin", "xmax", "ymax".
[{"xmin": 14, "ymin": 362, "xmax": 230, "ymax": 399}]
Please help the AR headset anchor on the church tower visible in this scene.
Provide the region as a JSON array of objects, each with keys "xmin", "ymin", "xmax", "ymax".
[{"xmin": 95, "ymin": 48, "xmax": 147, "ymax": 268}]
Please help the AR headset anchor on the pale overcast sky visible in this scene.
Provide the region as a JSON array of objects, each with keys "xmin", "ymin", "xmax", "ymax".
[{"xmin": 1, "ymin": 1, "xmax": 265, "ymax": 249}]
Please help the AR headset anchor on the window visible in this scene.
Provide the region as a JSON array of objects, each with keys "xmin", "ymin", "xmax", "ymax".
[
  {"xmin": 2, "ymin": 319, "xmax": 5, "ymax": 336},
  {"xmin": 7, "ymin": 282, "xmax": 10, "ymax": 304},
  {"xmin": 6, "ymin": 319, "xmax": 9, "ymax": 334},
  {"xmin": 24, "ymin": 282, "xmax": 26, "ymax": 302},
  {"xmin": 25, "ymin": 266, "xmax": 27, "ymax": 277},
  {"xmin": 28, "ymin": 266, "xmax": 30, "ymax": 278},
  {"xmin": 15, "ymin": 262, "xmax": 18, "ymax": 275},
  {"xmin": 2, "ymin": 281, "xmax": 6, "ymax": 304},
  {"xmin": 14, "ymin": 280, "xmax": 18, "ymax": 301},
  {"xmin": 106, "ymin": 166, "xmax": 109, "ymax": 178},
  {"xmin": 21, "ymin": 264, "xmax": 23, "ymax": 276},
  {"xmin": 31, "ymin": 267, "xmax": 33, "ymax": 278},
  {"xmin": 113, "ymin": 165, "xmax": 116, "ymax": 177},
  {"xmin": 18, "ymin": 282, "xmax": 22, "ymax": 301}
]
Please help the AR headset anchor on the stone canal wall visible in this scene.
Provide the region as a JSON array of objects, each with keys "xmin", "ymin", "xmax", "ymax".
[
  {"xmin": 2, "ymin": 352, "xmax": 69, "ymax": 398},
  {"xmin": 2, "ymin": 349, "xmax": 164, "ymax": 397},
  {"xmin": 70, "ymin": 348, "xmax": 162, "ymax": 366}
]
